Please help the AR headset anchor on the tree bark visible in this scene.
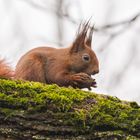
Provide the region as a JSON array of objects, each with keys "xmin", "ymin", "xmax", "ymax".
[{"xmin": 0, "ymin": 79, "xmax": 140, "ymax": 140}]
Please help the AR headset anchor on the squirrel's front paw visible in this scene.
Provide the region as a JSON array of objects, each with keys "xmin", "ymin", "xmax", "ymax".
[{"xmin": 71, "ymin": 73, "xmax": 97, "ymax": 89}]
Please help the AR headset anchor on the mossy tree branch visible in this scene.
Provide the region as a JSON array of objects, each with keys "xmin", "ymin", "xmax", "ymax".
[{"xmin": 0, "ymin": 79, "xmax": 140, "ymax": 140}]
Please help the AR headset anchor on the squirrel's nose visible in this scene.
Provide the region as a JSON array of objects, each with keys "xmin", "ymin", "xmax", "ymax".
[{"xmin": 92, "ymin": 69, "xmax": 99, "ymax": 75}]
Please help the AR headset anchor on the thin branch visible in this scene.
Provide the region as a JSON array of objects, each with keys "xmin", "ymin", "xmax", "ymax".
[
  {"xmin": 62, "ymin": 12, "xmax": 140, "ymax": 33},
  {"xmin": 98, "ymin": 22, "xmax": 131, "ymax": 53},
  {"xmin": 95, "ymin": 12, "xmax": 140, "ymax": 31},
  {"xmin": 22, "ymin": 0, "xmax": 140, "ymax": 33}
]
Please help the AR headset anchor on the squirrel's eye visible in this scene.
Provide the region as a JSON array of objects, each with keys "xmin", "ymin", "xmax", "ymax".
[{"xmin": 82, "ymin": 54, "xmax": 90, "ymax": 62}]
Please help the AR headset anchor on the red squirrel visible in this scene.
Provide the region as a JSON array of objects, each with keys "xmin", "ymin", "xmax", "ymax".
[{"xmin": 0, "ymin": 22, "xmax": 99, "ymax": 90}]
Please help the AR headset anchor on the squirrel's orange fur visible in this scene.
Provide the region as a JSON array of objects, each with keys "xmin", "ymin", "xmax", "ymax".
[
  {"xmin": 0, "ymin": 21, "xmax": 99, "ymax": 89},
  {"xmin": 0, "ymin": 59, "xmax": 14, "ymax": 79}
]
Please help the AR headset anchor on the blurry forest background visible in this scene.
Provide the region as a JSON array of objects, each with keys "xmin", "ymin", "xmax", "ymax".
[{"xmin": 0, "ymin": 0, "xmax": 140, "ymax": 103}]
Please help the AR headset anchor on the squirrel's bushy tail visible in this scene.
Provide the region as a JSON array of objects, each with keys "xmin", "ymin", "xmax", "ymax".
[{"xmin": 0, "ymin": 59, "xmax": 14, "ymax": 79}]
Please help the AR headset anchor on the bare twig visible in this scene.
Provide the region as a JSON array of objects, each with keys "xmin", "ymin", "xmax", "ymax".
[
  {"xmin": 95, "ymin": 12, "xmax": 140, "ymax": 31},
  {"xmin": 98, "ymin": 22, "xmax": 132, "ymax": 53},
  {"xmin": 21, "ymin": 0, "xmax": 140, "ymax": 33}
]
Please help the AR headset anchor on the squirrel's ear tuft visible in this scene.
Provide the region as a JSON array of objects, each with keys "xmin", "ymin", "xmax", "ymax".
[
  {"xmin": 85, "ymin": 25, "xmax": 94, "ymax": 47},
  {"xmin": 70, "ymin": 21, "xmax": 90, "ymax": 53}
]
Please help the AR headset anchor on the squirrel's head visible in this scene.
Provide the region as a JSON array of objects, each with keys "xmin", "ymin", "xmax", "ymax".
[{"xmin": 69, "ymin": 21, "xmax": 99, "ymax": 76}]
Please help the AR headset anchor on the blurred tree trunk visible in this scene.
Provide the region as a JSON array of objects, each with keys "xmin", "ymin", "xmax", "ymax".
[{"xmin": 56, "ymin": 0, "xmax": 64, "ymax": 46}]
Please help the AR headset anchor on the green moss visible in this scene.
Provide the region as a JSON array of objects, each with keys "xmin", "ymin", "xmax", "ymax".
[
  {"xmin": 0, "ymin": 79, "xmax": 94, "ymax": 112},
  {"xmin": 0, "ymin": 78, "xmax": 140, "ymax": 138}
]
